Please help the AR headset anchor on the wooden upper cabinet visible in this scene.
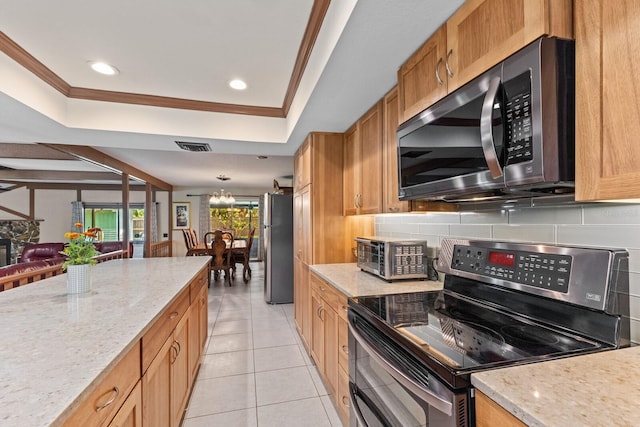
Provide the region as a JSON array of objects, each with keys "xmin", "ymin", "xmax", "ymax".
[
  {"xmin": 343, "ymin": 124, "xmax": 360, "ymax": 216},
  {"xmin": 446, "ymin": 0, "xmax": 573, "ymax": 93},
  {"xmin": 575, "ymin": 0, "xmax": 640, "ymax": 201},
  {"xmin": 343, "ymin": 102, "xmax": 383, "ymax": 215},
  {"xmin": 398, "ymin": 25, "xmax": 448, "ymax": 123},
  {"xmin": 397, "ymin": 0, "xmax": 572, "ymax": 123},
  {"xmin": 294, "ymin": 137, "xmax": 312, "ymax": 191},
  {"xmin": 382, "ymin": 87, "xmax": 409, "ymax": 213}
]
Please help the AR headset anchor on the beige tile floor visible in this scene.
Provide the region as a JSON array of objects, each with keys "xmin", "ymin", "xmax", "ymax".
[{"xmin": 182, "ymin": 262, "xmax": 343, "ymax": 427}]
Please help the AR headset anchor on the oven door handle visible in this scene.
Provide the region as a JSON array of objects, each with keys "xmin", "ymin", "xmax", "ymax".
[
  {"xmin": 480, "ymin": 75, "xmax": 504, "ymax": 179},
  {"xmin": 349, "ymin": 322, "xmax": 453, "ymax": 416},
  {"xmin": 349, "ymin": 384, "xmax": 371, "ymax": 427}
]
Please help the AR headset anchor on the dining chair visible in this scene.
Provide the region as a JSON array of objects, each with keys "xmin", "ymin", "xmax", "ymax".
[
  {"xmin": 208, "ymin": 230, "xmax": 233, "ymax": 286},
  {"xmin": 232, "ymin": 227, "xmax": 255, "ymax": 283}
]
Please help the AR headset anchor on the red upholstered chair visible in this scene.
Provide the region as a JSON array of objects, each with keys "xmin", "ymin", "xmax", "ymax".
[{"xmin": 19, "ymin": 243, "xmax": 66, "ymax": 263}]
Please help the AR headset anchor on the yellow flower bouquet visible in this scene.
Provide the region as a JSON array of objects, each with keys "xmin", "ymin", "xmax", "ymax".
[{"xmin": 60, "ymin": 223, "xmax": 100, "ymax": 270}]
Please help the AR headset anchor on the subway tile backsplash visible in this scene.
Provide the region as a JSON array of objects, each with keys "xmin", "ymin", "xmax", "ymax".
[{"xmin": 375, "ymin": 202, "xmax": 640, "ymax": 344}]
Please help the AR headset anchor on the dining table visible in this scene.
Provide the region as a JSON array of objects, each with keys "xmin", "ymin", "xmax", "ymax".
[{"xmin": 186, "ymin": 239, "xmax": 251, "ymax": 283}]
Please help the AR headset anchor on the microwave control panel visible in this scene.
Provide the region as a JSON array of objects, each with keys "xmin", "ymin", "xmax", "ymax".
[
  {"xmin": 504, "ymin": 71, "xmax": 533, "ymax": 165},
  {"xmin": 451, "ymin": 244, "xmax": 572, "ymax": 293}
]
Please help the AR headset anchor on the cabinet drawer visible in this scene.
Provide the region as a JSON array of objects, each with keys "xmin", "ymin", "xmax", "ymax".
[
  {"xmin": 338, "ymin": 317, "xmax": 349, "ymax": 372},
  {"xmin": 189, "ymin": 268, "xmax": 208, "ymax": 304},
  {"xmin": 62, "ymin": 341, "xmax": 141, "ymax": 427},
  {"xmin": 142, "ymin": 288, "xmax": 190, "ymax": 372},
  {"xmin": 337, "ymin": 365, "xmax": 350, "ymax": 427},
  {"xmin": 310, "ymin": 274, "xmax": 347, "ymax": 315}
]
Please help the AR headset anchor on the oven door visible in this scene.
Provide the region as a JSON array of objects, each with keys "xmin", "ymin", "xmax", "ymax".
[{"xmin": 348, "ymin": 313, "xmax": 470, "ymax": 427}]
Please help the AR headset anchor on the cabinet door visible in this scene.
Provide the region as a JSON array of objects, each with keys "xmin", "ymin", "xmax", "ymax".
[
  {"xmin": 358, "ymin": 102, "xmax": 383, "ymax": 215},
  {"xmin": 108, "ymin": 380, "xmax": 142, "ymax": 427},
  {"xmin": 575, "ymin": 0, "xmax": 640, "ymax": 200},
  {"xmin": 323, "ymin": 305, "xmax": 338, "ymax": 396},
  {"xmin": 343, "ymin": 124, "xmax": 360, "ymax": 216},
  {"xmin": 310, "ymin": 289, "xmax": 324, "ymax": 371},
  {"xmin": 172, "ymin": 311, "xmax": 191, "ymax": 427},
  {"xmin": 300, "ymin": 262, "xmax": 312, "ymax": 352},
  {"xmin": 294, "ymin": 137, "xmax": 311, "ymax": 191},
  {"xmin": 475, "ymin": 391, "xmax": 527, "ymax": 427},
  {"xmin": 198, "ymin": 286, "xmax": 208, "ymax": 355},
  {"xmin": 337, "ymin": 366, "xmax": 351, "ymax": 427},
  {"xmin": 446, "ymin": 0, "xmax": 572, "ymax": 92},
  {"xmin": 398, "ymin": 25, "xmax": 448, "ymax": 123},
  {"xmin": 189, "ymin": 286, "xmax": 207, "ymax": 382},
  {"xmin": 383, "ymin": 87, "xmax": 409, "ymax": 213},
  {"xmin": 301, "ymin": 187, "xmax": 312, "ymax": 265},
  {"xmin": 143, "ymin": 335, "xmax": 173, "ymax": 427}
]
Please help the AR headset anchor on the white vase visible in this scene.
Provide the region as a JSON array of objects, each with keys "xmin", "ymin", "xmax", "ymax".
[{"xmin": 67, "ymin": 264, "xmax": 92, "ymax": 294}]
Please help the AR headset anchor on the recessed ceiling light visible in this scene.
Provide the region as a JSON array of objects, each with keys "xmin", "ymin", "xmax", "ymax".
[
  {"xmin": 229, "ymin": 79, "xmax": 247, "ymax": 90},
  {"xmin": 89, "ymin": 61, "xmax": 119, "ymax": 75}
]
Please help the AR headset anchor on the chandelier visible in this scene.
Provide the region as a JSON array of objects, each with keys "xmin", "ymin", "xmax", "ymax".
[{"xmin": 210, "ymin": 189, "xmax": 235, "ymax": 204}]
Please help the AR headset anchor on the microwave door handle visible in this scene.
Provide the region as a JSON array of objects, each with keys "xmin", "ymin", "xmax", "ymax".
[
  {"xmin": 480, "ymin": 76, "xmax": 504, "ymax": 179},
  {"xmin": 349, "ymin": 322, "xmax": 453, "ymax": 416}
]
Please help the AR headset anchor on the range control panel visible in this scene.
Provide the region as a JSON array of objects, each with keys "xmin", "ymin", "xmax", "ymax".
[{"xmin": 451, "ymin": 244, "xmax": 572, "ymax": 293}]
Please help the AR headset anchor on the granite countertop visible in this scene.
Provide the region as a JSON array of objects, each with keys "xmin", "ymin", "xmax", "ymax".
[
  {"xmin": 309, "ymin": 263, "xmax": 443, "ymax": 297},
  {"xmin": 471, "ymin": 346, "xmax": 640, "ymax": 426},
  {"xmin": 0, "ymin": 257, "xmax": 209, "ymax": 427}
]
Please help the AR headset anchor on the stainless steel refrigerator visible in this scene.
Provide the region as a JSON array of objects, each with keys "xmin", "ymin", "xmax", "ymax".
[{"xmin": 263, "ymin": 193, "xmax": 293, "ymax": 303}]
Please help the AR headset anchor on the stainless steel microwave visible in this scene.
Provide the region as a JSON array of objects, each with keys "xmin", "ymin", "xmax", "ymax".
[{"xmin": 397, "ymin": 37, "xmax": 575, "ymax": 202}]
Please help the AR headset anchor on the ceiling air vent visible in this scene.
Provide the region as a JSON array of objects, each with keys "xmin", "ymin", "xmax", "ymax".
[{"xmin": 175, "ymin": 141, "xmax": 211, "ymax": 152}]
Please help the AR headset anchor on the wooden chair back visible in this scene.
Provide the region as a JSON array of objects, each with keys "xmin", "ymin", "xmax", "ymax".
[{"xmin": 208, "ymin": 230, "xmax": 233, "ymax": 285}]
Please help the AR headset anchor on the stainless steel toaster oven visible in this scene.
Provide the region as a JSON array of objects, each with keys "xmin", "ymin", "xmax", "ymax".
[{"xmin": 355, "ymin": 236, "xmax": 428, "ymax": 281}]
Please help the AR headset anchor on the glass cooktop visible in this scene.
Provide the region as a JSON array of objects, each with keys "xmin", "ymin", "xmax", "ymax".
[{"xmin": 352, "ymin": 290, "xmax": 603, "ymax": 371}]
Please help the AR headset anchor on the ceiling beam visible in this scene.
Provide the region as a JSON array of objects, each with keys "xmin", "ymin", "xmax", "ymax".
[
  {"xmin": 40, "ymin": 144, "xmax": 173, "ymax": 191},
  {"xmin": 25, "ymin": 182, "xmax": 148, "ymax": 191},
  {"xmin": 0, "ymin": 143, "xmax": 78, "ymax": 160},
  {"xmin": 0, "ymin": 170, "xmax": 120, "ymax": 180}
]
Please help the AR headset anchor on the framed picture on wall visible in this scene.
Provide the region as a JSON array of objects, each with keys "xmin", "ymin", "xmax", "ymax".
[{"xmin": 172, "ymin": 202, "xmax": 191, "ymax": 230}]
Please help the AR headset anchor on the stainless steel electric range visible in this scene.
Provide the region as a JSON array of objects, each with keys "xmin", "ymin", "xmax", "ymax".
[{"xmin": 348, "ymin": 239, "xmax": 630, "ymax": 427}]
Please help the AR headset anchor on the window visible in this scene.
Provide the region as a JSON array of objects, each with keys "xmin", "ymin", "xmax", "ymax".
[
  {"xmin": 84, "ymin": 204, "xmax": 145, "ymax": 242},
  {"xmin": 210, "ymin": 198, "xmax": 260, "ymax": 259}
]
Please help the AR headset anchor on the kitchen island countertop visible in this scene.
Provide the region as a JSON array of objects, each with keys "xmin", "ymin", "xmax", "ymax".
[
  {"xmin": 0, "ymin": 257, "xmax": 209, "ymax": 427},
  {"xmin": 471, "ymin": 345, "xmax": 640, "ymax": 426},
  {"xmin": 309, "ymin": 263, "xmax": 443, "ymax": 297}
]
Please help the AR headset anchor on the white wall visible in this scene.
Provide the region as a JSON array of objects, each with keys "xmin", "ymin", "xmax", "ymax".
[{"xmin": 374, "ymin": 202, "xmax": 640, "ymax": 345}]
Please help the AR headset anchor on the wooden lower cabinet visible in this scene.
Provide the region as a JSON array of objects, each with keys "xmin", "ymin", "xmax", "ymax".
[
  {"xmin": 189, "ymin": 283, "xmax": 208, "ymax": 381},
  {"xmin": 108, "ymin": 380, "xmax": 142, "ymax": 427},
  {"xmin": 309, "ymin": 272, "xmax": 350, "ymax": 426},
  {"xmin": 60, "ymin": 268, "xmax": 209, "ymax": 427},
  {"xmin": 62, "ymin": 342, "xmax": 141, "ymax": 427},
  {"xmin": 143, "ymin": 306, "xmax": 192, "ymax": 427},
  {"xmin": 475, "ymin": 391, "xmax": 526, "ymax": 427}
]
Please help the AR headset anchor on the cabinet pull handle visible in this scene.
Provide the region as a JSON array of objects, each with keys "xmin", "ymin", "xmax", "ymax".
[
  {"xmin": 318, "ymin": 306, "xmax": 324, "ymax": 321},
  {"xmin": 435, "ymin": 57, "xmax": 444, "ymax": 85},
  {"xmin": 169, "ymin": 311, "xmax": 179, "ymax": 319},
  {"xmin": 96, "ymin": 386, "xmax": 120, "ymax": 412},
  {"xmin": 342, "ymin": 345, "xmax": 349, "ymax": 354},
  {"xmin": 175, "ymin": 340, "xmax": 182, "ymax": 357},
  {"xmin": 342, "ymin": 395, "xmax": 350, "ymax": 407},
  {"xmin": 171, "ymin": 342, "xmax": 179, "ymax": 364},
  {"xmin": 445, "ymin": 49, "xmax": 454, "ymax": 77}
]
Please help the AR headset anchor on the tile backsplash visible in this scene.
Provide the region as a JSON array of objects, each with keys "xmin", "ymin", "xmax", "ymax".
[{"xmin": 375, "ymin": 202, "xmax": 640, "ymax": 345}]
